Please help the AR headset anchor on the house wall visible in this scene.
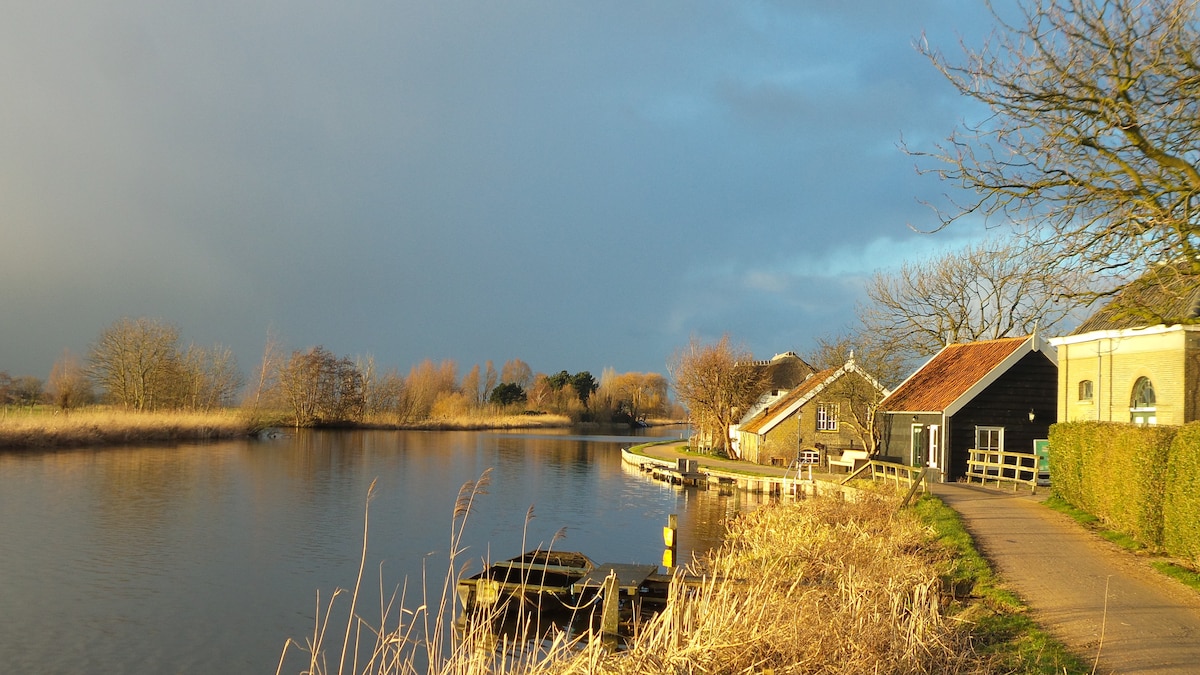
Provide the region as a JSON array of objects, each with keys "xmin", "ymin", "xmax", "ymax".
[
  {"xmin": 1056, "ymin": 329, "xmax": 1193, "ymax": 425},
  {"xmin": 756, "ymin": 413, "xmax": 801, "ymax": 466},
  {"xmin": 878, "ymin": 412, "xmax": 942, "ymax": 467},
  {"xmin": 795, "ymin": 393, "xmax": 868, "ymax": 464},
  {"xmin": 948, "ymin": 351, "xmax": 1057, "ymax": 480},
  {"xmin": 745, "ymin": 392, "xmax": 871, "ymax": 467},
  {"xmin": 736, "ymin": 429, "xmax": 762, "ymax": 464}
]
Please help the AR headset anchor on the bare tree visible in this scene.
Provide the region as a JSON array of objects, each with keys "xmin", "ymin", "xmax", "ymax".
[
  {"xmin": 87, "ymin": 317, "xmax": 181, "ymax": 411},
  {"xmin": 173, "ymin": 344, "xmax": 243, "ymax": 410},
  {"xmin": 460, "ymin": 364, "xmax": 482, "ymax": 409},
  {"xmin": 912, "ymin": 0, "xmax": 1200, "ymax": 312},
  {"xmin": 401, "ymin": 359, "xmax": 458, "ymax": 420},
  {"xmin": 9, "ymin": 375, "xmax": 44, "ymax": 410},
  {"xmin": 857, "ymin": 237, "xmax": 1083, "ymax": 372},
  {"xmin": 805, "ymin": 340, "xmax": 892, "ymax": 455},
  {"xmin": 598, "ymin": 370, "xmax": 669, "ymax": 423},
  {"xmin": 668, "ymin": 335, "xmax": 769, "ymax": 458},
  {"xmin": 809, "ymin": 334, "xmax": 907, "ymax": 392},
  {"xmin": 247, "ymin": 329, "xmax": 283, "ymax": 413},
  {"xmin": 483, "ymin": 360, "xmax": 498, "ymax": 403},
  {"xmin": 47, "ymin": 350, "xmax": 93, "ymax": 412},
  {"xmin": 499, "ymin": 359, "xmax": 533, "ymax": 389},
  {"xmin": 275, "ymin": 346, "xmax": 364, "ymax": 426}
]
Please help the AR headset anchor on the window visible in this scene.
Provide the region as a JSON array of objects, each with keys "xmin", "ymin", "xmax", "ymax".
[
  {"xmin": 1130, "ymin": 377, "xmax": 1157, "ymax": 425},
  {"xmin": 1078, "ymin": 379, "xmax": 1094, "ymax": 402},
  {"xmin": 976, "ymin": 427, "xmax": 1004, "ymax": 454},
  {"xmin": 816, "ymin": 403, "xmax": 839, "ymax": 431}
]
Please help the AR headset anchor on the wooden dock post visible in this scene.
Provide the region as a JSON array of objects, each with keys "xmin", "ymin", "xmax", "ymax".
[
  {"xmin": 600, "ymin": 570, "xmax": 620, "ymax": 646},
  {"xmin": 662, "ymin": 513, "xmax": 677, "ymax": 571}
]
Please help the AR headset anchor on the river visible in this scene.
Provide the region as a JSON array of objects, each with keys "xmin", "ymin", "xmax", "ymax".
[{"xmin": 0, "ymin": 427, "xmax": 767, "ymax": 674}]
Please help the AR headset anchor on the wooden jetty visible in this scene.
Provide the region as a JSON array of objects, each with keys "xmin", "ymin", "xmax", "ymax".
[
  {"xmin": 456, "ymin": 549, "xmax": 595, "ymax": 612},
  {"xmin": 456, "ymin": 549, "xmax": 686, "ymax": 644}
]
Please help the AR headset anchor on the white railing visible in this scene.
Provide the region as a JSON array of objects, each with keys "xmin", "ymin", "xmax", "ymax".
[{"xmin": 966, "ymin": 449, "xmax": 1040, "ymax": 492}]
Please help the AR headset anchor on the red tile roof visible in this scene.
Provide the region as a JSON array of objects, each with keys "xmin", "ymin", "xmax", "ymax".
[{"xmin": 878, "ymin": 336, "xmax": 1030, "ymax": 413}]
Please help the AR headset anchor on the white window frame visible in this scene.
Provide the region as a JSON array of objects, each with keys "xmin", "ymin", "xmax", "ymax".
[
  {"xmin": 816, "ymin": 403, "xmax": 839, "ymax": 431},
  {"xmin": 976, "ymin": 426, "xmax": 1004, "ymax": 456},
  {"xmin": 928, "ymin": 423, "xmax": 941, "ymax": 469},
  {"xmin": 910, "ymin": 424, "xmax": 924, "ymax": 467},
  {"xmin": 1130, "ymin": 377, "xmax": 1157, "ymax": 425}
]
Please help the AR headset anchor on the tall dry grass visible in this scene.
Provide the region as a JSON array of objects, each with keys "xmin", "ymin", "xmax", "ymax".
[
  {"xmin": 278, "ymin": 479, "xmax": 989, "ymax": 675},
  {"xmin": 552, "ymin": 490, "xmax": 981, "ymax": 675},
  {"xmin": 0, "ymin": 408, "xmax": 255, "ymax": 449}
]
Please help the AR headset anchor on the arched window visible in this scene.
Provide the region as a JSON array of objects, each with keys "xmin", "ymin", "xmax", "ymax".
[
  {"xmin": 1078, "ymin": 380, "xmax": 1093, "ymax": 402},
  {"xmin": 1130, "ymin": 377, "xmax": 1157, "ymax": 425}
]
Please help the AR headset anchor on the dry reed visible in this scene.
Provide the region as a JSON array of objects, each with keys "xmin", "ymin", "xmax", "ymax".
[
  {"xmin": 278, "ymin": 478, "xmax": 989, "ymax": 675},
  {"xmin": 0, "ymin": 408, "xmax": 255, "ymax": 449}
]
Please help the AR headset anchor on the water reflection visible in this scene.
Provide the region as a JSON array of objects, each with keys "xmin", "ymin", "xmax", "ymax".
[{"xmin": 0, "ymin": 427, "xmax": 754, "ymax": 674}]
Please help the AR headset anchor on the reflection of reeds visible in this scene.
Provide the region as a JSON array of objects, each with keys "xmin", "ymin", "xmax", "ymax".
[
  {"xmin": 0, "ymin": 408, "xmax": 254, "ymax": 448},
  {"xmin": 278, "ymin": 477, "xmax": 990, "ymax": 675}
]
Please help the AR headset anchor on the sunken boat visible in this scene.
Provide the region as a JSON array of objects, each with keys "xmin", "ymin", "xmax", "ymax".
[{"xmin": 456, "ymin": 549, "xmax": 596, "ymax": 614}]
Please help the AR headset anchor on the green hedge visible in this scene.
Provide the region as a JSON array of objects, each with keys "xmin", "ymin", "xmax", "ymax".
[
  {"xmin": 1049, "ymin": 422, "xmax": 1174, "ymax": 547},
  {"xmin": 1164, "ymin": 422, "xmax": 1200, "ymax": 563}
]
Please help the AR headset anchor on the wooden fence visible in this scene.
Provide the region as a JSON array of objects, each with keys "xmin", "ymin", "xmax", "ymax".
[
  {"xmin": 842, "ymin": 460, "xmax": 928, "ymax": 507},
  {"xmin": 965, "ymin": 449, "xmax": 1041, "ymax": 492}
]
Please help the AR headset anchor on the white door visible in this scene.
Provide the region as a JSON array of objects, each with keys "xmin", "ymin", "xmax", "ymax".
[{"xmin": 910, "ymin": 424, "xmax": 924, "ymax": 466}]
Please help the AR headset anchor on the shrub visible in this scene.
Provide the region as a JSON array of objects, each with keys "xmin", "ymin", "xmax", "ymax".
[
  {"xmin": 1164, "ymin": 422, "xmax": 1200, "ymax": 563},
  {"xmin": 1049, "ymin": 421, "xmax": 1175, "ymax": 547}
]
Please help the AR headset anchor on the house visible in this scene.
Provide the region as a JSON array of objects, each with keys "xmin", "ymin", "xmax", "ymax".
[
  {"xmin": 730, "ymin": 357, "xmax": 888, "ymax": 467},
  {"xmin": 876, "ymin": 334, "xmax": 1058, "ymax": 482},
  {"xmin": 1050, "ymin": 266, "xmax": 1200, "ymax": 425},
  {"xmin": 750, "ymin": 351, "xmax": 816, "ymax": 391},
  {"xmin": 689, "ymin": 351, "xmax": 816, "ymax": 453}
]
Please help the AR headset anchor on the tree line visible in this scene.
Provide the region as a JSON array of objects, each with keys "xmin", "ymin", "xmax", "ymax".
[{"xmin": 3, "ymin": 317, "xmax": 677, "ymax": 428}]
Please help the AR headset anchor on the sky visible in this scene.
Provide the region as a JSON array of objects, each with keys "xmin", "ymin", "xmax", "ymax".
[{"xmin": 1, "ymin": 0, "xmax": 1010, "ymax": 382}]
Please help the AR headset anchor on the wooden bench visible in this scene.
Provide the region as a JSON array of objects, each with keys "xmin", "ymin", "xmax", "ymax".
[{"xmin": 829, "ymin": 449, "xmax": 869, "ymax": 472}]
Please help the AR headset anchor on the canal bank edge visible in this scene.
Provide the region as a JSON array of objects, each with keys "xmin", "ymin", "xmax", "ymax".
[{"xmin": 621, "ymin": 440, "xmax": 851, "ymax": 496}]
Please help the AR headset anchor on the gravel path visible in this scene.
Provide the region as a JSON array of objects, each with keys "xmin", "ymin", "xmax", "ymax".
[{"xmin": 932, "ymin": 482, "xmax": 1200, "ymax": 674}]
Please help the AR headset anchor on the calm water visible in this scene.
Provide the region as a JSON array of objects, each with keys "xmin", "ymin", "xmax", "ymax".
[{"xmin": 0, "ymin": 427, "xmax": 766, "ymax": 674}]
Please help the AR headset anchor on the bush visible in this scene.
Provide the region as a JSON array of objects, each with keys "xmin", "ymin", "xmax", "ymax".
[
  {"xmin": 1049, "ymin": 421, "xmax": 1175, "ymax": 547},
  {"xmin": 1164, "ymin": 422, "xmax": 1200, "ymax": 563}
]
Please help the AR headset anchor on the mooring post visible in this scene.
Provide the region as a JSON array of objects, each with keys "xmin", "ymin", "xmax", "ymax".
[
  {"xmin": 600, "ymin": 570, "xmax": 620, "ymax": 647},
  {"xmin": 662, "ymin": 513, "xmax": 677, "ymax": 571}
]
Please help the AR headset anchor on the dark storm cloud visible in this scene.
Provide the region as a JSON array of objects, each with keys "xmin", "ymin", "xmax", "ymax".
[{"xmin": 0, "ymin": 0, "xmax": 1003, "ymax": 379}]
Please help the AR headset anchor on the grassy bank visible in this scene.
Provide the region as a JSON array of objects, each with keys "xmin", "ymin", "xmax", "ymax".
[
  {"xmin": 0, "ymin": 408, "xmax": 257, "ymax": 449},
  {"xmin": 279, "ymin": 481, "xmax": 1088, "ymax": 675},
  {"xmin": 0, "ymin": 408, "xmax": 597, "ymax": 449}
]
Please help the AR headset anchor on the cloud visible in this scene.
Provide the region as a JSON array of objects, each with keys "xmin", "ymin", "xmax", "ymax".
[{"xmin": 0, "ymin": 0, "xmax": 1007, "ymax": 380}]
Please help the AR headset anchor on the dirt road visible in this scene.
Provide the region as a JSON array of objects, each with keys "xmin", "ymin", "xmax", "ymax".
[{"xmin": 932, "ymin": 483, "xmax": 1200, "ymax": 674}]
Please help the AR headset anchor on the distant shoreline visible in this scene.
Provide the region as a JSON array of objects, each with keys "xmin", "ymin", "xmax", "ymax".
[{"xmin": 0, "ymin": 408, "xmax": 685, "ymax": 450}]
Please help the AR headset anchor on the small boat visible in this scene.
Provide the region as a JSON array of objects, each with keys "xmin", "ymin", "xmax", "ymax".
[{"xmin": 456, "ymin": 549, "xmax": 596, "ymax": 613}]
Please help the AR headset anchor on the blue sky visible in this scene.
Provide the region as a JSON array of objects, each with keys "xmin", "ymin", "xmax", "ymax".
[{"xmin": 1, "ymin": 1, "xmax": 1006, "ymax": 381}]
